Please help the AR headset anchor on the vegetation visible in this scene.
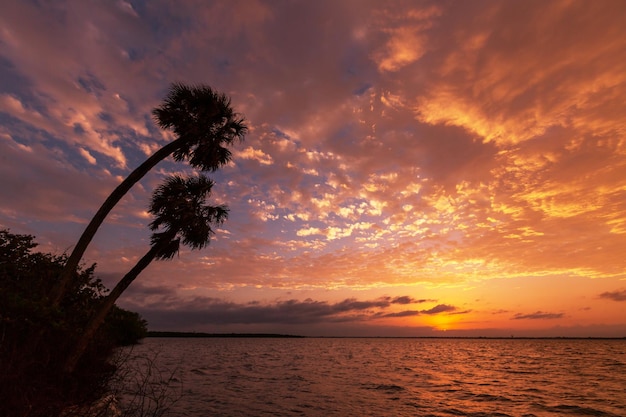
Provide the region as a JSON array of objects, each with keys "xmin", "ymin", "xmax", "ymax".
[
  {"xmin": 65, "ymin": 174, "xmax": 228, "ymax": 373},
  {"xmin": 109, "ymin": 346, "xmax": 185, "ymax": 417},
  {"xmin": 0, "ymin": 229, "xmax": 147, "ymax": 417},
  {"xmin": 54, "ymin": 83, "xmax": 247, "ymax": 306}
]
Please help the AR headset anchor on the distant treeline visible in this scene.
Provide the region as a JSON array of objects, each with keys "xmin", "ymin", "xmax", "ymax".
[
  {"xmin": 146, "ymin": 332, "xmax": 626, "ymax": 339},
  {"xmin": 147, "ymin": 331, "xmax": 305, "ymax": 338}
]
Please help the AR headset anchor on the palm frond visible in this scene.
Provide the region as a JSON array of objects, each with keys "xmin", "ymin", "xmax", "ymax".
[
  {"xmin": 147, "ymin": 174, "xmax": 227, "ymax": 258},
  {"xmin": 151, "ymin": 83, "xmax": 247, "ymax": 172}
]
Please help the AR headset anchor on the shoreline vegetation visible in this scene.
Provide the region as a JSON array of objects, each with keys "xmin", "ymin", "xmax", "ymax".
[
  {"xmin": 0, "ymin": 229, "xmax": 149, "ymax": 417},
  {"xmin": 146, "ymin": 331, "xmax": 626, "ymax": 340}
]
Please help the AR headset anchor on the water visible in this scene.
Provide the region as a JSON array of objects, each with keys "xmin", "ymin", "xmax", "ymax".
[{"xmin": 115, "ymin": 338, "xmax": 626, "ymax": 416}]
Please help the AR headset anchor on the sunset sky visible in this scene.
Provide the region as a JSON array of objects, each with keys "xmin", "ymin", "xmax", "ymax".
[{"xmin": 1, "ymin": 0, "xmax": 625, "ymax": 337}]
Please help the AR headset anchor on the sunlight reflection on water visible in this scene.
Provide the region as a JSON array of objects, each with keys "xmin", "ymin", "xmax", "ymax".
[{"xmin": 117, "ymin": 338, "xmax": 626, "ymax": 416}]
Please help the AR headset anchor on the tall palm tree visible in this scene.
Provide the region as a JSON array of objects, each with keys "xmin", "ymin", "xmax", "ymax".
[
  {"xmin": 64, "ymin": 175, "xmax": 227, "ymax": 373},
  {"xmin": 53, "ymin": 83, "xmax": 246, "ymax": 306}
]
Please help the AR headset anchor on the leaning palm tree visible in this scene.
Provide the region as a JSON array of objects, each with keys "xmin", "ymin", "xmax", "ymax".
[
  {"xmin": 53, "ymin": 83, "xmax": 246, "ymax": 306},
  {"xmin": 63, "ymin": 174, "xmax": 228, "ymax": 373}
]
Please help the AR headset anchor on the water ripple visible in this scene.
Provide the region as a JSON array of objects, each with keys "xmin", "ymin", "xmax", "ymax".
[{"xmin": 118, "ymin": 338, "xmax": 626, "ymax": 416}]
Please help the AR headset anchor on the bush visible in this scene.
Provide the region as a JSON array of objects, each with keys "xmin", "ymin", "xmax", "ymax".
[{"xmin": 0, "ymin": 230, "xmax": 148, "ymax": 417}]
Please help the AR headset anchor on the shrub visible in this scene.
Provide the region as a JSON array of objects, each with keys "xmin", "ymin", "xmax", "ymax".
[{"xmin": 0, "ymin": 230, "xmax": 147, "ymax": 417}]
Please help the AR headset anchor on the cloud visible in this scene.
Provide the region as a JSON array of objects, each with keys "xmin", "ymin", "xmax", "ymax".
[
  {"xmin": 0, "ymin": 135, "xmax": 121, "ymax": 224},
  {"xmin": 420, "ymin": 304, "xmax": 457, "ymax": 315},
  {"xmin": 370, "ymin": 5, "xmax": 442, "ymax": 72},
  {"xmin": 236, "ymin": 146, "xmax": 274, "ymax": 165},
  {"xmin": 599, "ymin": 289, "xmax": 626, "ymax": 302},
  {"xmin": 78, "ymin": 147, "xmax": 97, "ymax": 165},
  {"xmin": 390, "ymin": 296, "xmax": 433, "ymax": 305},
  {"xmin": 120, "ymin": 293, "xmax": 454, "ymax": 328},
  {"xmin": 380, "ymin": 310, "xmax": 421, "ymax": 318},
  {"xmin": 512, "ymin": 311, "xmax": 564, "ymax": 320},
  {"xmin": 413, "ymin": 1, "xmax": 626, "ymax": 147}
]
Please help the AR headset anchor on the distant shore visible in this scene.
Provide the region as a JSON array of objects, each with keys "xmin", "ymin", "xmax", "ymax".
[
  {"xmin": 147, "ymin": 331, "xmax": 305, "ymax": 338},
  {"xmin": 147, "ymin": 331, "xmax": 625, "ymax": 339}
]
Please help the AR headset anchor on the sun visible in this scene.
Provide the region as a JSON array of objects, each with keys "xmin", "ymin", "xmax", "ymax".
[{"xmin": 427, "ymin": 315, "xmax": 455, "ymax": 332}]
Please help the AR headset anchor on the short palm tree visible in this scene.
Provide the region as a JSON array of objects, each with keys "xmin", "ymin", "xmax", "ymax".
[
  {"xmin": 54, "ymin": 83, "xmax": 246, "ymax": 306},
  {"xmin": 64, "ymin": 174, "xmax": 228, "ymax": 373}
]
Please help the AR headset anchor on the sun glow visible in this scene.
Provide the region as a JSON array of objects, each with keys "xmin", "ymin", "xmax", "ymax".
[{"xmin": 426, "ymin": 315, "xmax": 456, "ymax": 332}]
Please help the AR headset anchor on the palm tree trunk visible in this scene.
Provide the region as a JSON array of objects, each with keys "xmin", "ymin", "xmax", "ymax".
[
  {"xmin": 63, "ymin": 232, "xmax": 176, "ymax": 374},
  {"xmin": 52, "ymin": 138, "xmax": 184, "ymax": 307}
]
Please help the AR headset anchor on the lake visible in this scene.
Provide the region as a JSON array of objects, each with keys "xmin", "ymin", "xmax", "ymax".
[{"xmin": 113, "ymin": 337, "xmax": 626, "ymax": 416}]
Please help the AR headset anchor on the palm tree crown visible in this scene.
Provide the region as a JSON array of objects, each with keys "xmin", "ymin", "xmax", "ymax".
[
  {"xmin": 152, "ymin": 83, "xmax": 247, "ymax": 171},
  {"xmin": 149, "ymin": 174, "xmax": 228, "ymax": 260}
]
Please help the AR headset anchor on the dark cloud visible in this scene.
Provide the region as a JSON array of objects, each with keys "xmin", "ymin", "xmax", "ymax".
[
  {"xmin": 421, "ymin": 304, "xmax": 457, "ymax": 315},
  {"xmin": 380, "ymin": 310, "xmax": 421, "ymax": 318},
  {"xmin": 448, "ymin": 309, "xmax": 472, "ymax": 316},
  {"xmin": 511, "ymin": 311, "xmax": 564, "ymax": 320},
  {"xmin": 121, "ymin": 295, "xmax": 457, "ymax": 328},
  {"xmin": 490, "ymin": 309, "xmax": 510, "ymax": 315},
  {"xmin": 390, "ymin": 296, "xmax": 434, "ymax": 304},
  {"xmin": 599, "ymin": 289, "xmax": 626, "ymax": 302}
]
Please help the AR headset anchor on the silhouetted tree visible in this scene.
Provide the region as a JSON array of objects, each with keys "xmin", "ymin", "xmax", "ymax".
[
  {"xmin": 64, "ymin": 175, "xmax": 227, "ymax": 373},
  {"xmin": 53, "ymin": 83, "xmax": 246, "ymax": 306}
]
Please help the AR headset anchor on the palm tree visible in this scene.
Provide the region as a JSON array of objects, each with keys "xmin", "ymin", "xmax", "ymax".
[
  {"xmin": 53, "ymin": 83, "xmax": 246, "ymax": 306},
  {"xmin": 64, "ymin": 174, "xmax": 227, "ymax": 373}
]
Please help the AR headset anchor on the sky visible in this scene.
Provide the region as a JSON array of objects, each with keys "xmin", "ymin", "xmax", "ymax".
[{"xmin": 1, "ymin": 0, "xmax": 625, "ymax": 337}]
